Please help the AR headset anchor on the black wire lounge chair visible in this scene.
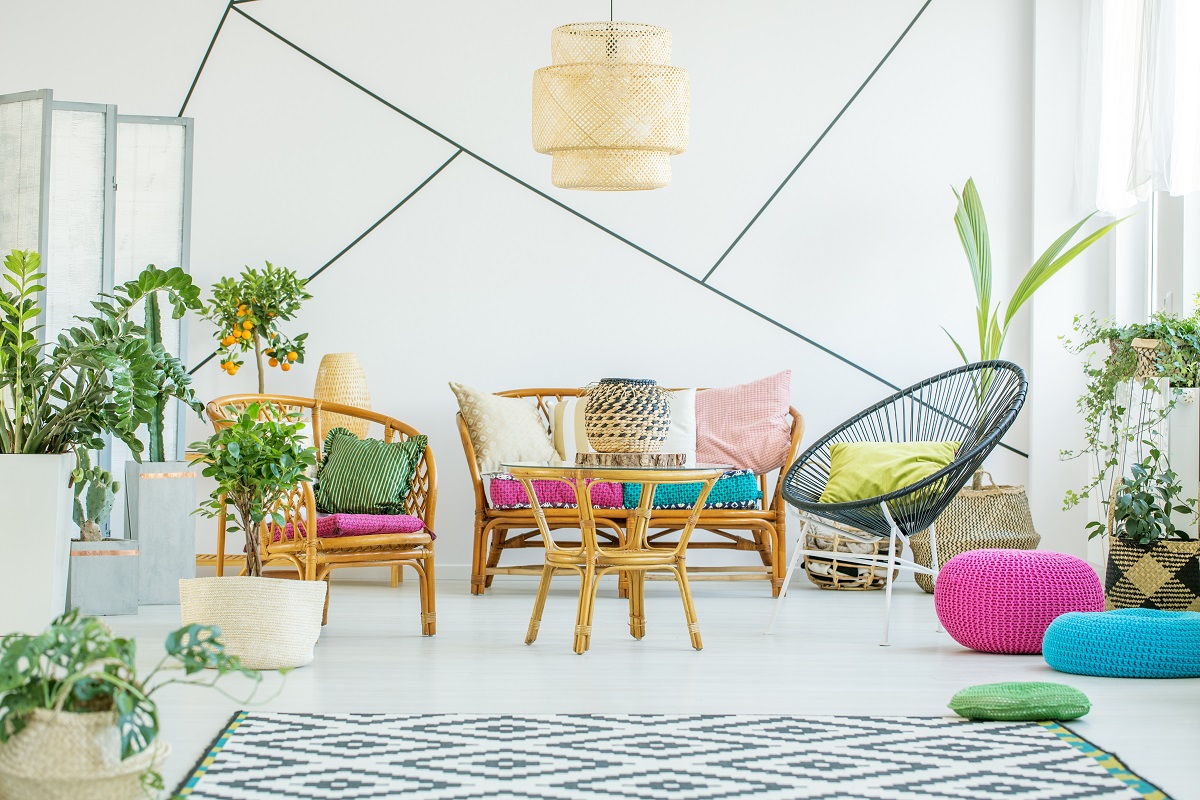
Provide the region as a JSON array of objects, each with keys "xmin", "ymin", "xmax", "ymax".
[{"xmin": 765, "ymin": 360, "xmax": 1028, "ymax": 644}]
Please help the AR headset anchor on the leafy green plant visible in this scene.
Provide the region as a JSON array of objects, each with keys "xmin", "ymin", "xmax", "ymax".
[
  {"xmin": 944, "ymin": 178, "xmax": 1127, "ymax": 364},
  {"xmin": 204, "ymin": 263, "xmax": 310, "ymax": 392},
  {"xmin": 0, "ymin": 609, "xmax": 263, "ymax": 794},
  {"xmin": 0, "ymin": 250, "xmax": 204, "ymax": 459},
  {"xmin": 71, "ymin": 450, "xmax": 120, "ymax": 542},
  {"xmin": 1061, "ymin": 297, "xmax": 1200, "ymax": 510},
  {"xmin": 1085, "ymin": 441, "xmax": 1198, "ymax": 544},
  {"xmin": 191, "ymin": 403, "xmax": 317, "ymax": 577}
]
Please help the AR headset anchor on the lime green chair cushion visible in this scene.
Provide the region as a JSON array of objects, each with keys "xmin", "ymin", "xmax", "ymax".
[
  {"xmin": 818, "ymin": 441, "xmax": 959, "ymax": 504},
  {"xmin": 948, "ymin": 681, "xmax": 1090, "ymax": 721}
]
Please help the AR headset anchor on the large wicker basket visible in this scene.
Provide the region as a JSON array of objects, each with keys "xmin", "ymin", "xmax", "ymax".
[
  {"xmin": 909, "ymin": 473, "xmax": 1040, "ymax": 593},
  {"xmin": 1105, "ymin": 536, "xmax": 1200, "ymax": 611},
  {"xmin": 582, "ymin": 378, "xmax": 672, "ymax": 453},
  {"xmin": 0, "ymin": 709, "xmax": 168, "ymax": 800},
  {"xmin": 803, "ymin": 521, "xmax": 902, "ymax": 591},
  {"xmin": 179, "ymin": 576, "xmax": 326, "ymax": 669}
]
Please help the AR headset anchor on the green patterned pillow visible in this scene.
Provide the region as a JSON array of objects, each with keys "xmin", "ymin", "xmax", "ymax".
[
  {"xmin": 314, "ymin": 427, "xmax": 427, "ymax": 514},
  {"xmin": 948, "ymin": 682, "xmax": 1090, "ymax": 721}
]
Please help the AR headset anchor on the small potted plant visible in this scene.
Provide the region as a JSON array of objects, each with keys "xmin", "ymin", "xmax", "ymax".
[
  {"xmin": 67, "ymin": 453, "xmax": 140, "ymax": 617},
  {"xmin": 0, "ymin": 609, "xmax": 260, "ymax": 799},
  {"xmin": 204, "ymin": 262, "xmax": 310, "ymax": 392},
  {"xmin": 1087, "ymin": 441, "xmax": 1200, "ymax": 611},
  {"xmin": 184, "ymin": 402, "xmax": 323, "ymax": 670}
]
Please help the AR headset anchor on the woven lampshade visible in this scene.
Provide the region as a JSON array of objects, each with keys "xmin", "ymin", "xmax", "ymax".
[
  {"xmin": 532, "ymin": 22, "xmax": 689, "ymax": 191},
  {"xmin": 313, "ymin": 353, "xmax": 371, "ymax": 438}
]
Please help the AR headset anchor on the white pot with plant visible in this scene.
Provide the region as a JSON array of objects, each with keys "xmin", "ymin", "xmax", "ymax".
[
  {"xmin": 183, "ymin": 402, "xmax": 324, "ymax": 670},
  {"xmin": 908, "ymin": 179, "xmax": 1127, "ymax": 591},
  {"xmin": 0, "ymin": 609, "xmax": 261, "ymax": 800},
  {"xmin": 0, "ymin": 250, "xmax": 203, "ymax": 633}
]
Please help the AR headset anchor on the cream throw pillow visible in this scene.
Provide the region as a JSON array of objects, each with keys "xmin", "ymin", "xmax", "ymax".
[{"xmin": 450, "ymin": 382, "xmax": 559, "ymax": 474}]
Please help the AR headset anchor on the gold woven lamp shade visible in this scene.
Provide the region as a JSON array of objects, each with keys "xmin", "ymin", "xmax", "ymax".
[
  {"xmin": 313, "ymin": 353, "xmax": 372, "ymax": 438},
  {"xmin": 532, "ymin": 22, "xmax": 689, "ymax": 190}
]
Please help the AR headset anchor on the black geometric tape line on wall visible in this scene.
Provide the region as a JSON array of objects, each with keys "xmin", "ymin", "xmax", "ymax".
[{"xmin": 179, "ymin": 0, "xmax": 1024, "ymax": 458}]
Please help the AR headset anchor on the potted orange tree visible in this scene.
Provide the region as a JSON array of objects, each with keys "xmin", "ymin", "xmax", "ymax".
[{"xmin": 205, "ymin": 262, "xmax": 310, "ymax": 392}]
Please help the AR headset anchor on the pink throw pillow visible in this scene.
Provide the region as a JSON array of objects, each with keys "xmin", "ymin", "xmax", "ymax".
[
  {"xmin": 489, "ymin": 474, "xmax": 624, "ymax": 509},
  {"xmin": 696, "ymin": 371, "xmax": 793, "ymax": 473}
]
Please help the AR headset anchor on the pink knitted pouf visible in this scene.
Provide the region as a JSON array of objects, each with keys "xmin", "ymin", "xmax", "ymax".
[{"xmin": 934, "ymin": 549, "xmax": 1104, "ymax": 654}]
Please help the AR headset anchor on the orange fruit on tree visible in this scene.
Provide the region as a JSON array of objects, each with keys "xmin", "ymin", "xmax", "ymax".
[
  {"xmin": 287, "ymin": 351, "xmax": 298, "ymax": 362},
  {"xmin": 242, "ymin": 321, "xmax": 253, "ymax": 330},
  {"xmin": 280, "ymin": 362, "xmax": 291, "ymax": 372},
  {"xmin": 269, "ymin": 358, "xmax": 279, "ymax": 368}
]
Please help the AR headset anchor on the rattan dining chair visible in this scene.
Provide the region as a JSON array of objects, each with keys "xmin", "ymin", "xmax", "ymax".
[{"xmin": 765, "ymin": 361, "xmax": 1028, "ymax": 645}]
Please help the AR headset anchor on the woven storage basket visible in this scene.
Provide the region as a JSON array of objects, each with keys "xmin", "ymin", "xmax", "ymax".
[
  {"xmin": 582, "ymin": 378, "xmax": 672, "ymax": 453},
  {"xmin": 313, "ymin": 352, "xmax": 372, "ymax": 438},
  {"xmin": 179, "ymin": 576, "xmax": 326, "ymax": 670},
  {"xmin": 1105, "ymin": 536, "xmax": 1200, "ymax": 611},
  {"xmin": 803, "ymin": 520, "xmax": 902, "ymax": 591},
  {"xmin": 1131, "ymin": 338, "xmax": 1164, "ymax": 381},
  {"xmin": 0, "ymin": 709, "xmax": 169, "ymax": 800},
  {"xmin": 910, "ymin": 472, "xmax": 1039, "ymax": 593}
]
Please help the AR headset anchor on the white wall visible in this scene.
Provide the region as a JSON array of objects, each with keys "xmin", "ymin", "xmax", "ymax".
[{"xmin": 5, "ymin": 0, "xmax": 1038, "ymax": 575}]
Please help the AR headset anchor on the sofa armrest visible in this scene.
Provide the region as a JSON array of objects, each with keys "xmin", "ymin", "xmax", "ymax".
[{"xmin": 768, "ymin": 407, "xmax": 806, "ymax": 512}]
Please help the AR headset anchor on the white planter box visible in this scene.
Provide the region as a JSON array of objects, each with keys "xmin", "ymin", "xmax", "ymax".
[
  {"xmin": 0, "ymin": 454, "xmax": 74, "ymax": 634},
  {"xmin": 125, "ymin": 461, "xmax": 198, "ymax": 604}
]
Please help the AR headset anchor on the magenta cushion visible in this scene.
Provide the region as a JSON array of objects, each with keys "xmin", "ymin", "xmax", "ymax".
[
  {"xmin": 277, "ymin": 513, "xmax": 429, "ymax": 542},
  {"xmin": 934, "ymin": 549, "xmax": 1104, "ymax": 655},
  {"xmin": 489, "ymin": 474, "xmax": 624, "ymax": 509}
]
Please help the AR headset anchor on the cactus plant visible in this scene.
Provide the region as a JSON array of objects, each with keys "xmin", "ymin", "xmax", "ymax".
[
  {"xmin": 71, "ymin": 451, "xmax": 120, "ymax": 542},
  {"xmin": 145, "ymin": 291, "xmax": 167, "ymax": 463}
]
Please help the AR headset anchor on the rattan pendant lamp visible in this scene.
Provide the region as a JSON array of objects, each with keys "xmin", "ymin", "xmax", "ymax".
[{"xmin": 531, "ymin": 5, "xmax": 689, "ymax": 190}]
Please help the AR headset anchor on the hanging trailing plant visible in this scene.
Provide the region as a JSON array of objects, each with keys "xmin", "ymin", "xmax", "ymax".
[{"xmin": 204, "ymin": 263, "xmax": 310, "ymax": 393}]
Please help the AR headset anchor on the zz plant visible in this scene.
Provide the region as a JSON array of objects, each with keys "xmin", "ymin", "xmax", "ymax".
[
  {"xmin": 0, "ymin": 609, "xmax": 262, "ymax": 794},
  {"xmin": 0, "ymin": 249, "xmax": 203, "ymax": 459},
  {"xmin": 191, "ymin": 403, "xmax": 317, "ymax": 577}
]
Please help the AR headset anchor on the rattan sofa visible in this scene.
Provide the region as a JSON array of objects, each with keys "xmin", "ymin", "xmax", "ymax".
[{"xmin": 458, "ymin": 388, "xmax": 804, "ymax": 597}]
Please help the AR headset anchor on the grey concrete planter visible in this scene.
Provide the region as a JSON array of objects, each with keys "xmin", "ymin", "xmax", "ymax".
[
  {"xmin": 125, "ymin": 461, "xmax": 198, "ymax": 605},
  {"xmin": 67, "ymin": 539, "xmax": 140, "ymax": 615}
]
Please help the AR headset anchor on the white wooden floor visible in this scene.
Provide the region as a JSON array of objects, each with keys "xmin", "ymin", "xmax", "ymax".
[{"xmin": 108, "ymin": 576, "xmax": 1200, "ymax": 798}]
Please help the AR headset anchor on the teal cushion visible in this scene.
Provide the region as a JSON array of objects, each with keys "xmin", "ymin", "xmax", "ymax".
[
  {"xmin": 314, "ymin": 427, "xmax": 427, "ymax": 514},
  {"xmin": 948, "ymin": 682, "xmax": 1090, "ymax": 721},
  {"xmin": 623, "ymin": 469, "xmax": 762, "ymax": 510}
]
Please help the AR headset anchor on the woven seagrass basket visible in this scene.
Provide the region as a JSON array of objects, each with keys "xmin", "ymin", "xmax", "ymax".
[
  {"xmin": 179, "ymin": 576, "xmax": 326, "ymax": 670},
  {"xmin": 803, "ymin": 521, "xmax": 902, "ymax": 591},
  {"xmin": 0, "ymin": 709, "xmax": 169, "ymax": 800},
  {"xmin": 582, "ymin": 378, "xmax": 672, "ymax": 453},
  {"xmin": 910, "ymin": 472, "xmax": 1039, "ymax": 593},
  {"xmin": 1105, "ymin": 536, "xmax": 1200, "ymax": 611}
]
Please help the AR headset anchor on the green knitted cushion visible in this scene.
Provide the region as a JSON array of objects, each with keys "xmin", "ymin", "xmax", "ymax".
[
  {"xmin": 314, "ymin": 427, "xmax": 427, "ymax": 514},
  {"xmin": 948, "ymin": 682, "xmax": 1090, "ymax": 721}
]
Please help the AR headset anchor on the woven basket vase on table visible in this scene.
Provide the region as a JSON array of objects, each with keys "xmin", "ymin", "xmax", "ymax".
[
  {"xmin": 803, "ymin": 520, "xmax": 902, "ymax": 591},
  {"xmin": 582, "ymin": 378, "xmax": 672, "ymax": 453},
  {"xmin": 909, "ymin": 472, "xmax": 1040, "ymax": 593}
]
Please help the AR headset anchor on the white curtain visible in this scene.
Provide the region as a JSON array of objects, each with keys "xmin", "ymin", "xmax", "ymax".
[{"xmin": 1080, "ymin": 0, "xmax": 1200, "ymax": 213}]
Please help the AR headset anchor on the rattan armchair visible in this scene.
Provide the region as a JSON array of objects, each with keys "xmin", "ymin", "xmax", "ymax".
[
  {"xmin": 765, "ymin": 361, "xmax": 1028, "ymax": 644},
  {"xmin": 206, "ymin": 395, "xmax": 437, "ymax": 635}
]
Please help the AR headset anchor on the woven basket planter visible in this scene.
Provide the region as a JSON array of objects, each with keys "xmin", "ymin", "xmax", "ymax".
[
  {"xmin": 0, "ymin": 709, "xmax": 168, "ymax": 800},
  {"xmin": 179, "ymin": 576, "xmax": 326, "ymax": 669},
  {"xmin": 313, "ymin": 352, "xmax": 372, "ymax": 438},
  {"xmin": 1105, "ymin": 536, "xmax": 1200, "ymax": 611},
  {"xmin": 910, "ymin": 474, "xmax": 1039, "ymax": 593},
  {"xmin": 803, "ymin": 521, "xmax": 902, "ymax": 591},
  {"xmin": 582, "ymin": 378, "xmax": 672, "ymax": 453}
]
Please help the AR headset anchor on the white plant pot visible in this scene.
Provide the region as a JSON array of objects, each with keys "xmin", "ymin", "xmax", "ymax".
[
  {"xmin": 179, "ymin": 576, "xmax": 326, "ymax": 670},
  {"xmin": 0, "ymin": 454, "xmax": 74, "ymax": 634},
  {"xmin": 0, "ymin": 709, "xmax": 168, "ymax": 800}
]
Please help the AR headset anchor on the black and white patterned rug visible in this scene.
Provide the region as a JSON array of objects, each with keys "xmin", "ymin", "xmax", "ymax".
[{"xmin": 174, "ymin": 713, "xmax": 1167, "ymax": 800}]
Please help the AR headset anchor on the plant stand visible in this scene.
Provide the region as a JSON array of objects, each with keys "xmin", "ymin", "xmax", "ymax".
[
  {"xmin": 0, "ymin": 454, "xmax": 74, "ymax": 633},
  {"xmin": 67, "ymin": 540, "xmax": 140, "ymax": 616},
  {"xmin": 125, "ymin": 461, "xmax": 198, "ymax": 605}
]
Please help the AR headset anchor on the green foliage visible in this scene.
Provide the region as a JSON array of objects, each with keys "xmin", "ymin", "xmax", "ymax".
[
  {"xmin": 144, "ymin": 291, "xmax": 166, "ymax": 463},
  {"xmin": 71, "ymin": 450, "xmax": 120, "ymax": 539},
  {"xmin": 0, "ymin": 609, "xmax": 262, "ymax": 791},
  {"xmin": 190, "ymin": 403, "xmax": 317, "ymax": 577},
  {"xmin": 204, "ymin": 262, "xmax": 311, "ymax": 392},
  {"xmin": 944, "ymin": 178, "xmax": 1127, "ymax": 364},
  {"xmin": 0, "ymin": 250, "xmax": 204, "ymax": 459},
  {"xmin": 1085, "ymin": 441, "xmax": 1198, "ymax": 544},
  {"xmin": 1061, "ymin": 297, "xmax": 1200, "ymax": 511}
]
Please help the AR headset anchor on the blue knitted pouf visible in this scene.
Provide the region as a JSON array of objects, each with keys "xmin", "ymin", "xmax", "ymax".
[{"xmin": 1042, "ymin": 609, "xmax": 1200, "ymax": 678}]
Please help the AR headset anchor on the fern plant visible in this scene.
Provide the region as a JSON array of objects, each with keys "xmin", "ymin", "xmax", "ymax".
[{"xmin": 0, "ymin": 250, "xmax": 203, "ymax": 459}]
